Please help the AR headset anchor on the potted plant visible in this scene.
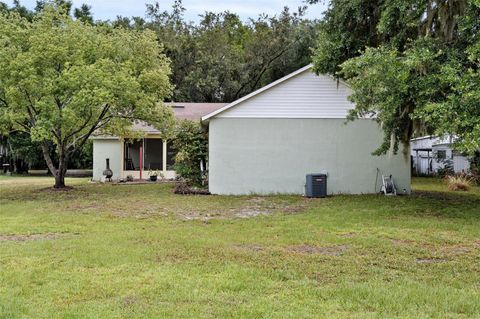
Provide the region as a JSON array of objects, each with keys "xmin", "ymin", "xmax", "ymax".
[{"xmin": 148, "ymin": 170, "xmax": 159, "ymax": 182}]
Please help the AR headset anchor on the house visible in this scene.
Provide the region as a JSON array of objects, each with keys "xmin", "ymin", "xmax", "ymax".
[
  {"xmin": 410, "ymin": 136, "xmax": 470, "ymax": 175},
  {"xmin": 91, "ymin": 103, "xmax": 226, "ymax": 182},
  {"xmin": 202, "ymin": 64, "xmax": 411, "ymax": 195}
]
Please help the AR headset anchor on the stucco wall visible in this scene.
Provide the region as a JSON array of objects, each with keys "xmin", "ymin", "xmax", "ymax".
[
  {"xmin": 208, "ymin": 118, "xmax": 411, "ymax": 195},
  {"xmin": 92, "ymin": 139, "xmax": 122, "ymax": 181}
]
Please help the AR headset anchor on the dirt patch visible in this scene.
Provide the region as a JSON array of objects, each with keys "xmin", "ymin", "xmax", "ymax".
[
  {"xmin": 391, "ymin": 239, "xmax": 474, "ymax": 257},
  {"xmin": 233, "ymin": 244, "xmax": 265, "ymax": 252},
  {"xmin": 234, "ymin": 209, "xmax": 269, "ymax": 218},
  {"xmin": 246, "ymin": 197, "xmax": 267, "ymax": 204},
  {"xmin": 0, "ymin": 233, "xmax": 66, "ymax": 242},
  {"xmin": 176, "ymin": 209, "xmax": 269, "ymax": 221},
  {"xmin": 109, "ymin": 208, "xmax": 169, "ymax": 219},
  {"xmin": 174, "ymin": 197, "xmax": 308, "ymax": 221},
  {"xmin": 416, "ymin": 257, "xmax": 448, "ymax": 264},
  {"xmin": 287, "ymin": 244, "xmax": 349, "ymax": 256},
  {"xmin": 282, "ymin": 204, "xmax": 307, "ymax": 213},
  {"xmin": 122, "ymin": 295, "xmax": 140, "ymax": 308},
  {"xmin": 177, "ymin": 212, "xmax": 218, "ymax": 221},
  {"xmin": 439, "ymin": 245, "xmax": 471, "ymax": 255},
  {"xmin": 231, "ymin": 198, "xmax": 306, "ymax": 218}
]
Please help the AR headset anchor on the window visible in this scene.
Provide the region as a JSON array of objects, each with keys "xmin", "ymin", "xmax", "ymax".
[{"xmin": 436, "ymin": 150, "xmax": 446, "ymax": 160}]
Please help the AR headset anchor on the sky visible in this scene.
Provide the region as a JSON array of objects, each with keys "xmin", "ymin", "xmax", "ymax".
[{"xmin": 5, "ymin": 0, "xmax": 329, "ymax": 22}]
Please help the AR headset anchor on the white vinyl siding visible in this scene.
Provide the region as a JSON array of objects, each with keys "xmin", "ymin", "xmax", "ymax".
[{"xmin": 217, "ymin": 70, "xmax": 354, "ymax": 119}]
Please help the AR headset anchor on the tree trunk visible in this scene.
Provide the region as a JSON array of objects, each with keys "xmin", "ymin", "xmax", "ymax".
[
  {"xmin": 55, "ymin": 151, "xmax": 68, "ymax": 188},
  {"xmin": 41, "ymin": 142, "xmax": 68, "ymax": 188},
  {"xmin": 54, "ymin": 172, "xmax": 66, "ymax": 188}
]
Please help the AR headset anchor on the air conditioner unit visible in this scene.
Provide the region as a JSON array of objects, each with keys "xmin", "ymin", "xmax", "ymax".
[{"xmin": 305, "ymin": 174, "xmax": 327, "ymax": 198}]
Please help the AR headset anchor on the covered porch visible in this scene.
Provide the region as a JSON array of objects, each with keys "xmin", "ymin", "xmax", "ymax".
[{"xmin": 122, "ymin": 137, "xmax": 176, "ymax": 180}]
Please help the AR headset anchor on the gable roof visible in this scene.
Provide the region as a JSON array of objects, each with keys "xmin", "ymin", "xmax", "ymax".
[{"xmin": 201, "ymin": 64, "xmax": 315, "ymax": 122}]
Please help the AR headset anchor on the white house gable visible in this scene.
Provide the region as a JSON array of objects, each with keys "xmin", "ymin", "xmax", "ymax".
[{"xmin": 216, "ymin": 69, "xmax": 354, "ymax": 119}]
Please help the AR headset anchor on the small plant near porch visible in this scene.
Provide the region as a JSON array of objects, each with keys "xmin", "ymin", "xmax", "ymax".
[
  {"xmin": 148, "ymin": 169, "xmax": 164, "ymax": 182},
  {"xmin": 0, "ymin": 5, "xmax": 172, "ymax": 188}
]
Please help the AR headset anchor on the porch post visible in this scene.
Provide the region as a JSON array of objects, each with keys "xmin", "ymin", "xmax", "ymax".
[
  {"xmin": 162, "ymin": 140, "xmax": 167, "ymax": 172},
  {"xmin": 139, "ymin": 140, "xmax": 143, "ymax": 180}
]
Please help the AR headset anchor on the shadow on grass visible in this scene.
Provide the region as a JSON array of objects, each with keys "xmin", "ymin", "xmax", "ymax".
[{"xmin": 412, "ymin": 189, "xmax": 479, "ymax": 202}]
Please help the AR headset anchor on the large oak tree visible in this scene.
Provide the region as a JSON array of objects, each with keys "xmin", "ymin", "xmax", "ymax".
[
  {"xmin": 311, "ymin": 0, "xmax": 480, "ymax": 156},
  {"xmin": 0, "ymin": 4, "xmax": 173, "ymax": 187}
]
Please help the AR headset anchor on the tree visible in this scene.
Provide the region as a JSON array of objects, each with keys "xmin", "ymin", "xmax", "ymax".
[
  {"xmin": 73, "ymin": 3, "xmax": 93, "ymax": 24},
  {"xmin": 0, "ymin": 5, "xmax": 173, "ymax": 188},
  {"xmin": 311, "ymin": 0, "xmax": 479, "ymax": 155},
  {"xmin": 142, "ymin": 1, "xmax": 318, "ymax": 103}
]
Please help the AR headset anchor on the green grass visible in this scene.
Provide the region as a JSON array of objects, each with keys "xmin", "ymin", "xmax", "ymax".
[{"xmin": 0, "ymin": 176, "xmax": 479, "ymax": 318}]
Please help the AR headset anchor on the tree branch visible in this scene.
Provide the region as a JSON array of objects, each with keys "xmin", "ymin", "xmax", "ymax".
[
  {"xmin": 233, "ymin": 39, "xmax": 298, "ymax": 100},
  {"xmin": 0, "ymin": 96, "xmax": 8, "ymax": 108},
  {"xmin": 66, "ymin": 104, "xmax": 111, "ymax": 153},
  {"xmin": 64, "ymin": 111, "xmax": 93, "ymax": 141},
  {"xmin": 41, "ymin": 142, "xmax": 57, "ymax": 176}
]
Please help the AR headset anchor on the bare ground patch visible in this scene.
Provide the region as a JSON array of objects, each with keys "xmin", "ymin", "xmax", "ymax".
[
  {"xmin": 177, "ymin": 197, "xmax": 308, "ymax": 221},
  {"xmin": 337, "ymin": 232, "xmax": 357, "ymax": 238},
  {"xmin": 391, "ymin": 238, "xmax": 475, "ymax": 255},
  {"xmin": 0, "ymin": 232, "xmax": 72, "ymax": 242},
  {"xmin": 392, "ymin": 239, "xmax": 417, "ymax": 246},
  {"xmin": 232, "ymin": 244, "xmax": 265, "ymax": 252},
  {"xmin": 122, "ymin": 295, "xmax": 139, "ymax": 307},
  {"xmin": 287, "ymin": 244, "xmax": 350, "ymax": 256},
  {"xmin": 233, "ymin": 209, "xmax": 270, "ymax": 219},
  {"xmin": 416, "ymin": 257, "xmax": 448, "ymax": 264}
]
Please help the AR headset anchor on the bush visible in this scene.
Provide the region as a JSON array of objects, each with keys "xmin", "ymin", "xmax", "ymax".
[
  {"xmin": 445, "ymin": 174, "xmax": 474, "ymax": 191},
  {"xmin": 436, "ymin": 158, "xmax": 454, "ymax": 177},
  {"xmin": 172, "ymin": 120, "xmax": 208, "ymax": 186}
]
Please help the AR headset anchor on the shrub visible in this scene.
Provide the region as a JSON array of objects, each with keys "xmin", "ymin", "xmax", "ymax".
[
  {"xmin": 445, "ymin": 174, "xmax": 474, "ymax": 191},
  {"xmin": 437, "ymin": 158, "xmax": 454, "ymax": 177},
  {"xmin": 172, "ymin": 120, "xmax": 208, "ymax": 186}
]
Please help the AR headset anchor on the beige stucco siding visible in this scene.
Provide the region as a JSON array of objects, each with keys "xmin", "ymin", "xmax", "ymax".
[
  {"xmin": 92, "ymin": 138, "xmax": 122, "ymax": 181},
  {"xmin": 208, "ymin": 118, "xmax": 411, "ymax": 195}
]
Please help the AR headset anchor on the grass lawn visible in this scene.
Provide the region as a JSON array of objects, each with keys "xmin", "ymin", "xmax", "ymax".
[{"xmin": 0, "ymin": 176, "xmax": 479, "ymax": 318}]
